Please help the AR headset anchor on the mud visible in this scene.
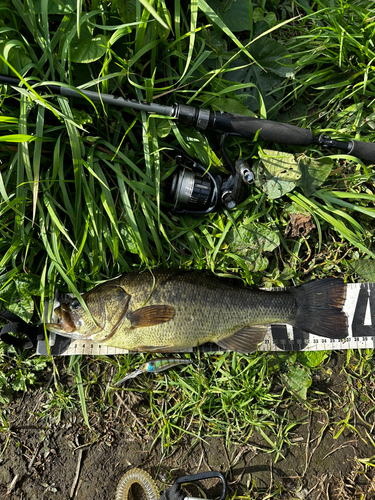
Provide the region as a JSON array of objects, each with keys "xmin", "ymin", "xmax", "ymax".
[{"xmin": 1, "ymin": 353, "xmax": 375, "ymax": 499}]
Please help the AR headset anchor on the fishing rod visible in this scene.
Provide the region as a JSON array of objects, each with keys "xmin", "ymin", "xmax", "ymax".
[{"xmin": 1, "ymin": 74, "xmax": 374, "ymax": 213}]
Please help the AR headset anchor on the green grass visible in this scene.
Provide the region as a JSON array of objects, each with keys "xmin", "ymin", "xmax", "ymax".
[{"xmin": 1, "ymin": 0, "xmax": 375, "ymax": 493}]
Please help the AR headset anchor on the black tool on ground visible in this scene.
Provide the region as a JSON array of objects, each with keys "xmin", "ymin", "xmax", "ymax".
[
  {"xmin": 0, "ymin": 310, "xmax": 44, "ymax": 349},
  {"xmin": 1, "ymin": 74, "xmax": 374, "ymax": 213},
  {"xmin": 160, "ymin": 471, "xmax": 227, "ymax": 500}
]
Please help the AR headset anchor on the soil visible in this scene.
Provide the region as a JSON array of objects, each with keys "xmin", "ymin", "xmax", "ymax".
[{"xmin": 1, "ymin": 352, "xmax": 375, "ymax": 500}]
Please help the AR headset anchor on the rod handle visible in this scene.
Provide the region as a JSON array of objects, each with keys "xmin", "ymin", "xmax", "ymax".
[
  {"xmin": 348, "ymin": 140, "xmax": 375, "ymax": 163},
  {"xmin": 211, "ymin": 112, "xmax": 314, "ymax": 146}
]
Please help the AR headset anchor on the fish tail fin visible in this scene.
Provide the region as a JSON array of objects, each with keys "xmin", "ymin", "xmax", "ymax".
[{"xmin": 292, "ymin": 278, "xmax": 347, "ymax": 339}]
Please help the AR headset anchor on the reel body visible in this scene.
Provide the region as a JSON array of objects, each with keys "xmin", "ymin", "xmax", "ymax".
[{"xmin": 169, "ymin": 152, "xmax": 254, "ymax": 215}]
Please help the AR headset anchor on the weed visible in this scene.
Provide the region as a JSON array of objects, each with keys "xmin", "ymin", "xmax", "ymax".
[
  {"xmin": 39, "ymin": 386, "xmax": 78, "ymax": 425},
  {"xmin": 0, "ymin": 341, "xmax": 47, "ymax": 404},
  {"xmin": 0, "ymin": 2, "xmax": 375, "ymax": 495}
]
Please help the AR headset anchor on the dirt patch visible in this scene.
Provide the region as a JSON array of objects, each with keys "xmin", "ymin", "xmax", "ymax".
[
  {"xmin": 286, "ymin": 213, "xmax": 316, "ymax": 237},
  {"xmin": 1, "ymin": 353, "xmax": 375, "ymax": 499}
]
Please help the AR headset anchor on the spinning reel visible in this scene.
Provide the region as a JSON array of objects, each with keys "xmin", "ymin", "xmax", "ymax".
[{"xmin": 168, "ymin": 135, "xmax": 254, "ymax": 215}]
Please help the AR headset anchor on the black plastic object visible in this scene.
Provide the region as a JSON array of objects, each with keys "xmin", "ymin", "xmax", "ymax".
[
  {"xmin": 315, "ymin": 135, "xmax": 375, "ymax": 162},
  {"xmin": 0, "ymin": 310, "xmax": 43, "ymax": 349},
  {"xmin": 348, "ymin": 140, "xmax": 375, "ymax": 163},
  {"xmin": 173, "ymin": 471, "xmax": 227, "ymax": 500},
  {"xmin": 209, "ymin": 112, "xmax": 315, "ymax": 146}
]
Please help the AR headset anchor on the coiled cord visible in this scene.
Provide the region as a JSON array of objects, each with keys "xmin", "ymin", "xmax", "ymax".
[{"xmin": 115, "ymin": 468, "xmax": 159, "ymax": 500}]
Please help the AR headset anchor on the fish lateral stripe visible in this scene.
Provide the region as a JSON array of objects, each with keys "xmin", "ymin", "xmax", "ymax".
[{"xmin": 132, "ymin": 344, "xmax": 180, "ymax": 353}]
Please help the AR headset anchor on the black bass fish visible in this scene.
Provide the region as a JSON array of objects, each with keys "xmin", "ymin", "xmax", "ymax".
[{"xmin": 46, "ymin": 269, "xmax": 348, "ymax": 352}]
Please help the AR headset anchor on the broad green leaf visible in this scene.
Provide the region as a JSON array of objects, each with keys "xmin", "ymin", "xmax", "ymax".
[
  {"xmin": 297, "ymin": 351, "xmax": 328, "ymax": 369},
  {"xmin": 226, "ymin": 62, "xmax": 284, "ymax": 112},
  {"xmin": 72, "ymin": 109, "xmax": 94, "ymax": 126},
  {"xmin": 250, "ymin": 37, "xmax": 294, "ymax": 78},
  {"xmin": 224, "ymin": 36, "xmax": 294, "ymax": 111},
  {"xmin": 70, "ymin": 34, "xmax": 109, "ymax": 63},
  {"xmin": 281, "ymin": 364, "xmax": 312, "ymax": 400},
  {"xmin": 297, "ymin": 156, "xmax": 333, "ymax": 196},
  {"xmin": 267, "ymin": 352, "xmax": 298, "ymax": 376},
  {"xmin": 117, "ymin": 0, "xmax": 137, "ymax": 23},
  {"xmin": 198, "ymin": 0, "xmax": 253, "ymax": 61},
  {"xmin": 155, "ymin": 118, "xmax": 172, "ymax": 138},
  {"xmin": 226, "ymin": 223, "xmax": 280, "ymax": 271},
  {"xmin": 257, "ymin": 178, "xmax": 296, "ymax": 199},
  {"xmin": 211, "ymin": 97, "xmax": 256, "ymax": 116},
  {"xmin": 348, "ymin": 259, "xmax": 375, "ymax": 282},
  {"xmin": 254, "ymin": 150, "xmax": 300, "ymax": 199},
  {"xmin": 0, "ymin": 274, "xmax": 41, "ymax": 322},
  {"xmin": 253, "ymin": 7, "xmax": 277, "ymax": 27},
  {"xmin": 207, "ymin": 0, "xmax": 252, "ymax": 32},
  {"xmin": 259, "ymin": 150, "xmax": 301, "ymax": 181},
  {"xmin": 12, "ymin": 372, "xmax": 36, "ymax": 391},
  {"xmin": 227, "ymin": 223, "xmax": 280, "ymax": 252}
]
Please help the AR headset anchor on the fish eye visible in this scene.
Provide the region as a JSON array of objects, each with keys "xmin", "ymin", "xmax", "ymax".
[{"xmin": 71, "ymin": 299, "xmax": 80, "ymax": 309}]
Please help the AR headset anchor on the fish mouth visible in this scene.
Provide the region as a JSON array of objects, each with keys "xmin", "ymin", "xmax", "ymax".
[{"xmin": 45, "ymin": 304, "xmax": 77, "ymax": 335}]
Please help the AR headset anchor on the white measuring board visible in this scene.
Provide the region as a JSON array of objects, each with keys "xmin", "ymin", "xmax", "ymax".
[{"xmin": 36, "ymin": 282, "xmax": 375, "ymax": 356}]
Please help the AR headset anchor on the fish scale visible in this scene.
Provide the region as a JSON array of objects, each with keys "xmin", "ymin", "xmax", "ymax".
[{"xmin": 46, "ymin": 269, "xmax": 348, "ymax": 353}]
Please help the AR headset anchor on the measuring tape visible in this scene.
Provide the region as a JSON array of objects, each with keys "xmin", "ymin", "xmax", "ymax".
[{"xmin": 36, "ymin": 282, "xmax": 375, "ymax": 356}]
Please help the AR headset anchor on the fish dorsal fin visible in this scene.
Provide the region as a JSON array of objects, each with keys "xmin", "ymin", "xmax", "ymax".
[
  {"xmin": 217, "ymin": 325, "xmax": 267, "ymax": 353},
  {"xmin": 129, "ymin": 305, "xmax": 176, "ymax": 329}
]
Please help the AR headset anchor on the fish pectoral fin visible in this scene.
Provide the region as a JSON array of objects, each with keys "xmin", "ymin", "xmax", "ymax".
[
  {"xmin": 217, "ymin": 325, "xmax": 267, "ymax": 353},
  {"xmin": 129, "ymin": 305, "xmax": 176, "ymax": 329}
]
